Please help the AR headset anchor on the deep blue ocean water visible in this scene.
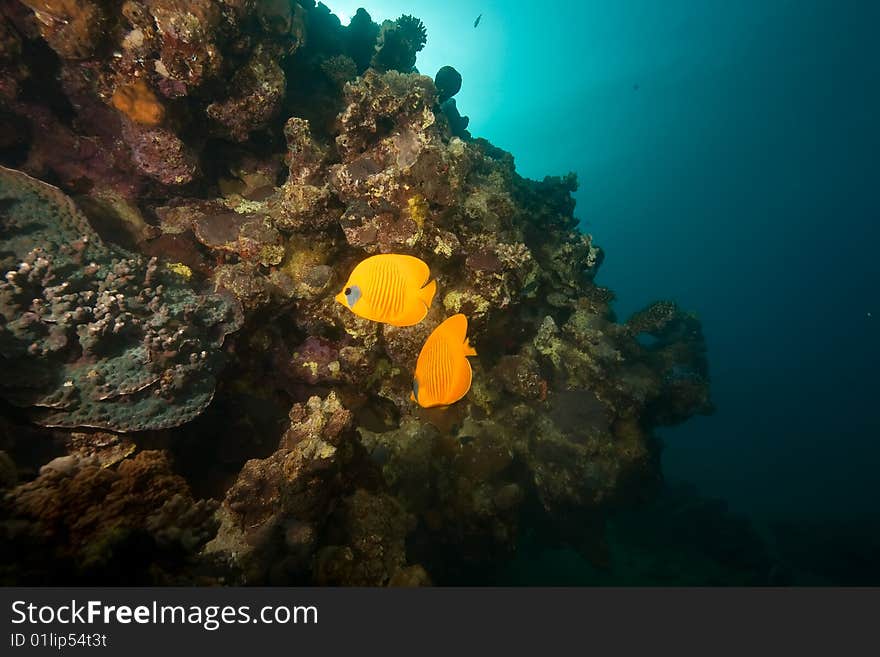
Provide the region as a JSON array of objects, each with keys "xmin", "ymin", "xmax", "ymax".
[{"xmin": 324, "ymin": 0, "xmax": 879, "ymax": 580}]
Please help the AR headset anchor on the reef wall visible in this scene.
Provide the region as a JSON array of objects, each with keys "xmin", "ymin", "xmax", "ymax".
[{"xmin": 0, "ymin": 1, "xmax": 712, "ymax": 584}]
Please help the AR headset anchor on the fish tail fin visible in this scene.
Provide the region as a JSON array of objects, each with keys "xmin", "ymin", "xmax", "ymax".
[
  {"xmin": 420, "ymin": 278, "xmax": 437, "ymax": 309},
  {"xmin": 463, "ymin": 337, "xmax": 477, "ymax": 357}
]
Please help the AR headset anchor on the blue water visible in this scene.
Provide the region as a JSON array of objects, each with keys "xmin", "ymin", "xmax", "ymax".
[{"xmin": 325, "ymin": 1, "xmax": 879, "ymax": 528}]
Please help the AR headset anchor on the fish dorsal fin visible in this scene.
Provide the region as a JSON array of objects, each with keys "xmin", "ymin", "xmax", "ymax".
[
  {"xmin": 448, "ymin": 315, "xmax": 476, "ymax": 356},
  {"xmin": 441, "ymin": 313, "xmax": 469, "ymax": 344},
  {"xmin": 391, "ymin": 254, "xmax": 431, "ymax": 287}
]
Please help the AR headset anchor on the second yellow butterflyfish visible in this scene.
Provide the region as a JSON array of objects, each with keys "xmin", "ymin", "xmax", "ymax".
[
  {"xmin": 335, "ymin": 254, "xmax": 437, "ymax": 326},
  {"xmin": 411, "ymin": 313, "xmax": 477, "ymax": 408}
]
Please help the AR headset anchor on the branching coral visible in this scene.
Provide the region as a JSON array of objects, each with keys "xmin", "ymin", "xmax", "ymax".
[{"xmin": 371, "ymin": 15, "xmax": 427, "ymax": 73}]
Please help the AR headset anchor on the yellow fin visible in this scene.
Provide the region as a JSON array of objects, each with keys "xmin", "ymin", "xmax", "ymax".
[
  {"xmin": 387, "ymin": 295, "xmax": 429, "ymax": 326},
  {"xmin": 439, "ymin": 314, "xmax": 468, "ymax": 343},
  {"xmin": 447, "ymin": 357, "xmax": 473, "ymax": 405},
  {"xmin": 389, "ymin": 254, "xmax": 431, "ymax": 286}
]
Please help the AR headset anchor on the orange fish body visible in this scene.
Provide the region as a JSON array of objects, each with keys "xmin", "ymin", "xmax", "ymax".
[
  {"xmin": 336, "ymin": 254, "xmax": 437, "ymax": 327},
  {"xmin": 411, "ymin": 314, "xmax": 477, "ymax": 408}
]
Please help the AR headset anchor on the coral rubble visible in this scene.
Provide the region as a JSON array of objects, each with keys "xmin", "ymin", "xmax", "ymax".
[{"xmin": 0, "ymin": 1, "xmax": 713, "ymax": 585}]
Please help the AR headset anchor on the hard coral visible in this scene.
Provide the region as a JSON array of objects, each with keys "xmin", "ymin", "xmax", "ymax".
[
  {"xmin": 626, "ymin": 300, "xmax": 679, "ymax": 336},
  {"xmin": 206, "ymin": 393, "xmax": 353, "ymax": 584},
  {"xmin": 316, "ymin": 489, "xmax": 415, "ymax": 586},
  {"xmin": 0, "ymin": 166, "xmax": 241, "ymax": 431},
  {"xmin": 206, "ymin": 46, "xmax": 287, "ymax": 142},
  {"xmin": 0, "ymin": 450, "xmax": 218, "ymax": 584},
  {"xmin": 121, "ymin": 120, "xmax": 198, "ymax": 186},
  {"xmin": 147, "ymin": 0, "xmax": 224, "ymax": 90},
  {"xmin": 371, "ymin": 15, "xmax": 427, "ymax": 73}
]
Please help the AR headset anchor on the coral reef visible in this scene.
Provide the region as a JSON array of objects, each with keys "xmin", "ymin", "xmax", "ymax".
[
  {"xmin": 371, "ymin": 15, "xmax": 427, "ymax": 73},
  {"xmin": 0, "ymin": 1, "xmax": 714, "ymax": 585},
  {"xmin": 19, "ymin": 0, "xmax": 109, "ymax": 60},
  {"xmin": 206, "ymin": 45, "xmax": 287, "ymax": 142},
  {"xmin": 0, "ymin": 450, "xmax": 218, "ymax": 584},
  {"xmin": 206, "ymin": 392, "xmax": 426, "ymax": 585},
  {"xmin": 0, "ymin": 167, "xmax": 241, "ymax": 431}
]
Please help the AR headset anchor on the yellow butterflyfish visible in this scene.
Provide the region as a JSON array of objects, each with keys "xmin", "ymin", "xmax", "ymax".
[
  {"xmin": 410, "ymin": 314, "xmax": 477, "ymax": 408},
  {"xmin": 335, "ymin": 254, "xmax": 437, "ymax": 326}
]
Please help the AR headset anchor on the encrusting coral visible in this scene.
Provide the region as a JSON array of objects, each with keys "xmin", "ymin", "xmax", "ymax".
[
  {"xmin": 0, "ymin": 1, "xmax": 714, "ymax": 585},
  {"xmin": 0, "ymin": 166, "xmax": 242, "ymax": 431},
  {"xmin": 111, "ymin": 79, "xmax": 166, "ymax": 126}
]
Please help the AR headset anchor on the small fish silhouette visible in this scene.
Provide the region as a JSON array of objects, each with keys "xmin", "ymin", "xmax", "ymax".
[{"xmin": 474, "ymin": 14, "xmax": 482, "ymax": 28}]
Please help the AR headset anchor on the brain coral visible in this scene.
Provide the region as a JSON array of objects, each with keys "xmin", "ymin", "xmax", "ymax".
[{"xmin": 0, "ymin": 166, "xmax": 242, "ymax": 432}]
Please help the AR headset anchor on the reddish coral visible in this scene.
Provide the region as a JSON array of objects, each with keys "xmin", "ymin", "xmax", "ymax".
[
  {"xmin": 206, "ymin": 46, "xmax": 286, "ymax": 141},
  {"xmin": 121, "ymin": 120, "xmax": 197, "ymax": 185}
]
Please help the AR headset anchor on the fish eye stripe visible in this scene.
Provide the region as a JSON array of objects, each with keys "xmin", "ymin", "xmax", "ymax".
[{"xmin": 346, "ymin": 284, "xmax": 361, "ymax": 307}]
